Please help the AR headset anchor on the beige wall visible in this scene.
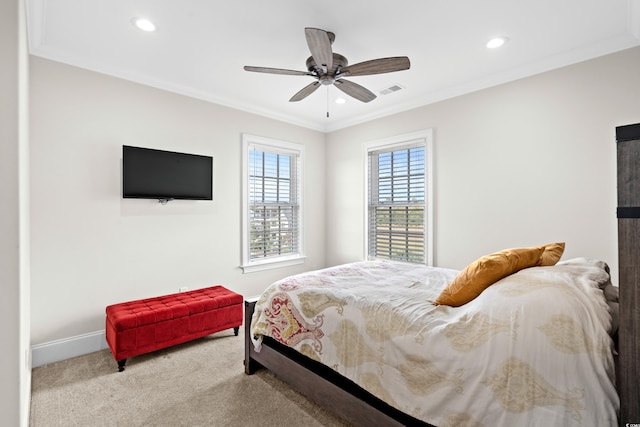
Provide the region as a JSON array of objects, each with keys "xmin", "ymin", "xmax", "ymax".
[
  {"xmin": 326, "ymin": 47, "xmax": 640, "ymax": 286},
  {"xmin": 29, "ymin": 46, "xmax": 640, "ymax": 360},
  {"xmin": 29, "ymin": 57, "xmax": 326, "ymax": 345},
  {"xmin": 1, "ymin": 0, "xmax": 30, "ymax": 425}
]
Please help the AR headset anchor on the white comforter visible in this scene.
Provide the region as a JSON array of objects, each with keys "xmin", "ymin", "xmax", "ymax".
[{"xmin": 250, "ymin": 258, "xmax": 618, "ymax": 426}]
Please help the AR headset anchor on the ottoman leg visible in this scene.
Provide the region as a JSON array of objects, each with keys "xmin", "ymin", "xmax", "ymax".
[
  {"xmin": 117, "ymin": 359, "xmax": 127, "ymax": 372},
  {"xmin": 233, "ymin": 326, "xmax": 239, "ymax": 336}
]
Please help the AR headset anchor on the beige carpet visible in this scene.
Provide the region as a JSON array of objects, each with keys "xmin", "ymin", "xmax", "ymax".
[{"xmin": 29, "ymin": 330, "xmax": 352, "ymax": 426}]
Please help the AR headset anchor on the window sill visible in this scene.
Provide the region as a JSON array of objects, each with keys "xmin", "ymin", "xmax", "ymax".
[{"xmin": 241, "ymin": 256, "xmax": 306, "ymax": 274}]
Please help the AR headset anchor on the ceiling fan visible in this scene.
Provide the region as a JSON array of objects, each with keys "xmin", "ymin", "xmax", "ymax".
[{"xmin": 244, "ymin": 28, "xmax": 410, "ymax": 104}]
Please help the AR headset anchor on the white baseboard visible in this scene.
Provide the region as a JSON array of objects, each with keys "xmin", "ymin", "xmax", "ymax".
[{"xmin": 31, "ymin": 330, "xmax": 108, "ymax": 368}]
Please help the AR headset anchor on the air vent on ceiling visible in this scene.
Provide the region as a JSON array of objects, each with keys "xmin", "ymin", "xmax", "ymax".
[{"xmin": 379, "ymin": 84, "xmax": 405, "ymax": 96}]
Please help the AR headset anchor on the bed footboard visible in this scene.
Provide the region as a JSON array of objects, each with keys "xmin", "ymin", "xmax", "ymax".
[{"xmin": 243, "ymin": 300, "xmax": 433, "ymax": 427}]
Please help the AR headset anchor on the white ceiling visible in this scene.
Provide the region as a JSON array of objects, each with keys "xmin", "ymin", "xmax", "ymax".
[{"xmin": 26, "ymin": 0, "xmax": 640, "ymax": 132}]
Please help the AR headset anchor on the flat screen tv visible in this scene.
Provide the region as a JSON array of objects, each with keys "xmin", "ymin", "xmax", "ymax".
[{"xmin": 122, "ymin": 145, "xmax": 213, "ymax": 202}]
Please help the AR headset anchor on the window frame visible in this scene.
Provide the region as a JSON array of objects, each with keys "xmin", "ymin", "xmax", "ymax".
[
  {"xmin": 363, "ymin": 129, "xmax": 434, "ymax": 265},
  {"xmin": 241, "ymin": 134, "xmax": 305, "ymax": 273}
]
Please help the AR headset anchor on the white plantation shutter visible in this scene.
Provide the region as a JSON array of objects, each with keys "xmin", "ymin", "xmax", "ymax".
[
  {"xmin": 242, "ymin": 134, "xmax": 304, "ymax": 272},
  {"xmin": 368, "ymin": 140, "xmax": 428, "ymax": 263},
  {"xmin": 248, "ymin": 148, "xmax": 300, "ymax": 258}
]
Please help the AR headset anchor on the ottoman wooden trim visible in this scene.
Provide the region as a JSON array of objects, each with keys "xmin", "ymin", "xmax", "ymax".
[{"xmin": 105, "ymin": 285, "xmax": 243, "ymax": 371}]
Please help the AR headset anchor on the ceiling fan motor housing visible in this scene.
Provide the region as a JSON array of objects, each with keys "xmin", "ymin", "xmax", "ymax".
[{"xmin": 306, "ymin": 53, "xmax": 348, "ymax": 80}]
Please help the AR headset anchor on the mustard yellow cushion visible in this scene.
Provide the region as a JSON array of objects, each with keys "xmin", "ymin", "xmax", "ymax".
[
  {"xmin": 433, "ymin": 246, "xmax": 545, "ymax": 307},
  {"xmin": 537, "ymin": 242, "xmax": 565, "ymax": 266}
]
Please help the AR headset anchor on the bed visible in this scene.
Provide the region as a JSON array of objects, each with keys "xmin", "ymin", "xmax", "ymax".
[{"xmin": 244, "ymin": 252, "xmax": 620, "ymax": 426}]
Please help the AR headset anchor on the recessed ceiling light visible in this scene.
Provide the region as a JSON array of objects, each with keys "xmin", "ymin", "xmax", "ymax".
[
  {"xmin": 486, "ymin": 36, "xmax": 508, "ymax": 49},
  {"xmin": 133, "ymin": 18, "xmax": 156, "ymax": 32},
  {"xmin": 335, "ymin": 97, "xmax": 346, "ymax": 104}
]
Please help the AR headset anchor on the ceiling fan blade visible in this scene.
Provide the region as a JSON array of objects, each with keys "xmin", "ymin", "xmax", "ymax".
[
  {"xmin": 289, "ymin": 81, "xmax": 321, "ymax": 102},
  {"xmin": 305, "ymin": 28, "xmax": 333, "ymax": 73},
  {"xmin": 244, "ymin": 66, "xmax": 311, "ymax": 76},
  {"xmin": 334, "ymin": 79, "xmax": 376, "ymax": 103},
  {"xmin": 339, "ymin": 56, "xmax": 410, "ymax": 77}
]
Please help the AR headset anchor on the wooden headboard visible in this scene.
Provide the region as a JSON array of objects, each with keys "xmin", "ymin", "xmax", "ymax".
[{"xmin": 616, "ymin": 122, "xmax": 640, "ymax": 426}]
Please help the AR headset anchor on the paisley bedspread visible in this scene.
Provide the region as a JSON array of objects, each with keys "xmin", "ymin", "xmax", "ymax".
[{"xmin": 250, "ymin": 258, "xmax": 619, "ymax": 426}]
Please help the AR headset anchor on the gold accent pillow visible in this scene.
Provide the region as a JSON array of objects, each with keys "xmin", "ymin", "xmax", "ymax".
[
  {"xmin": 537, "ymin": 242, "xmax": 565, "ymax": 266},
  {"xmin": 433, "ymin": 246, "xmax": 545, "ymax": 307}
]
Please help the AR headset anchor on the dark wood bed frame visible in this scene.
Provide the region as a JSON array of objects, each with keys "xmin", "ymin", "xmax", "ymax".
[
  {"xmin": 242, "ymin": 122, "xmax": 640, "ymax": 427},
  {"xmin": 616, "ymin": 122, "xmax": 640, "ymax": 427}
]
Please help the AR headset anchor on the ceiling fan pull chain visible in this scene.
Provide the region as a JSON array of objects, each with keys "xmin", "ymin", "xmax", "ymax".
[{"xmin": 326, "ymin": 86, "xmax": 330, "ymax": 118}]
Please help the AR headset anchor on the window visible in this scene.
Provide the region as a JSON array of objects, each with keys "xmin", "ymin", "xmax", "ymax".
[
  {"xmin": 365, "ymin": 130, "xmax": 433, "ymax": 265},
  {"xmin": 242, "ymin": 134, "xmax": 304, "ymax": 273}
]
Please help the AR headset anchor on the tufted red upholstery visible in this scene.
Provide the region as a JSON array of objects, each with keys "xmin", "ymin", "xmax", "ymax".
[{"xmin": 105, "ymin": 286, "xmax": 243, "ymax": 370}]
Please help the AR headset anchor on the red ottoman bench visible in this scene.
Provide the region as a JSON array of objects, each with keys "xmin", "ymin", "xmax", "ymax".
[{"xmin": 105, "ymin": 285, "xmax": 243, "ymax": 372}]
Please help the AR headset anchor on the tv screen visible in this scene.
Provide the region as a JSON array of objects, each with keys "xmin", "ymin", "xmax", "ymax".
[{"xmin": 122, "ymin": 145, "xmax": 213, "ymax": 201}]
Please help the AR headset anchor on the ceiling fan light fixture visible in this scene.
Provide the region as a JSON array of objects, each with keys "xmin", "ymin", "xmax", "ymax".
[
  {"xmin": 486, "ymin": 36, "xmax": 508, "ymax": 49},
  {"xmin": 335, "ymin": 97, "xmax": 346, "ymax": 104},
  {"xmin": 133, "ymin": 18, "xmax": 156, "ymax": 32}
]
